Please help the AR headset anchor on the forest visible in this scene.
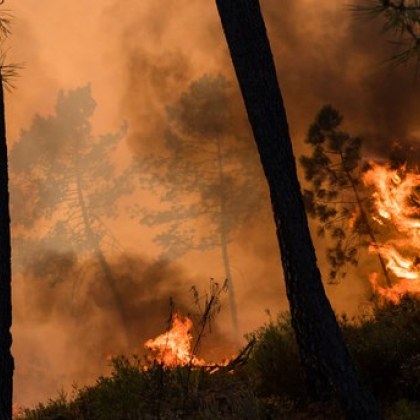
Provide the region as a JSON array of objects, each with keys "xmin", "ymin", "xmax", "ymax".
[{"xmin": 1, "ymin": 0, "xmax": 420, "ymax": 419}]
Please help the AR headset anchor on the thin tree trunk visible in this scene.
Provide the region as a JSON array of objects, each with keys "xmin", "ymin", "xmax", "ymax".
[
  {"xmin": 0, "ymin": 75, "xmax": 13, "ymax": 420},
  {"xmin": 74, "ymin": 152, "xmax": 131, "ymax": 346},
  {"xmin": 215, "ymin": 1, "xmax": 379, "ymax": 418},
  {"xmin": 216, "ymin": 136, "xmax": 240, "ymax": 343}
]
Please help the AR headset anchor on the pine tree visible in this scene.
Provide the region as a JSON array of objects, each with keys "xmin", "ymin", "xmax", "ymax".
[
  {"xmin": 352, "ymin": 0, "xmax": 420, "ymax": 65},
  {"xmin": 10, "ymin": 86, "xmax": 134, "ymax": 343},
  {"xmin": 0, "ymin": 9, "xmax": 15, "ymax": 419},
  {"xmin": 0, "ymin": 73, "xmax": 13, "ymax": 420},
  {"xmin": 300, "ymin": 105, "xmax": 391, "ymax": 285},
  {"xmin": 216, "ymin": 1, "xmax": 379, "ymax": 418},
  {"xmin": 138, "ymin": 74, "xmax": 264, "ymax": 342}
]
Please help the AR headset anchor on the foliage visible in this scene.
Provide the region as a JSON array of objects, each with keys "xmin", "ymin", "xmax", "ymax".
[
  {"xmin": 387, "ymin": 399, "xmax": 420, "ymax": 419},
  {"xmin": 245, "ymin": 313, "xmax": 305, "ymax": 399},
  {"xmin": 300, "ymin": 105, "xmax": 369, "ymax": 282},
  {"xmin": 248, "ymin": 296, "xmax": 420, "ymax": 409},
  {"xmin": 17, "ymin": 356, "xmax": 260, "ymax": 420},
  {"xmin": 20, "ymin": 296, "xmax": 420, "ymax": 419},
  {"xmin": 10, "ymin": 85, "xmax": 133, "ymax": 276},
  {"xmin": 351, "ymin": 0, "xmax": 420, "ymax": 65},
  {"xmin": 342, "ymin": 296, "xmax": 420, "ymax": 400},
  {"xmin": 137, "ymin": 73, "xmax": 264, "ymax": 260}
]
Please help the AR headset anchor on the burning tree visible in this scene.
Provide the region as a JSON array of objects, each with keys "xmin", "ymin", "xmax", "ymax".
[
  {"xmin": 138, "ymin": 74, "xmax": 264, "ymax": 342},
  {"xmin": 10, "ymin": 86, "xmax": 134, "ymax": 342},
  {"xmin": 216, "ymin": 0, "xmax": 379, "ymax": 418},
  {"xmin": 300, "ymin": 105, "xmax": 391, "ymax": 285},
  {"xmin": 363, "ymin": 161, "xmax": 420, "ymax": 303}
]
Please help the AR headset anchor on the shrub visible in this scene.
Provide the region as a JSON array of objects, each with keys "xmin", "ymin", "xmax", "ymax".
[
  {"xmin": 246, "ymin": 313, "xmax": 305, "ymax": 399},
  {"xmin": 342, "ymin": 296, "xmax": 420, "ymax": 400}
]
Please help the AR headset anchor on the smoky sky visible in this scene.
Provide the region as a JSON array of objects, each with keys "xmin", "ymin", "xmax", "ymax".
[
  {"xmin": 7, "ymin": 0, "xmax": 420, "ymax": 408},
  {"xmin": 14, "ymin": 250, "xmax": 238, "ymax": 406}
]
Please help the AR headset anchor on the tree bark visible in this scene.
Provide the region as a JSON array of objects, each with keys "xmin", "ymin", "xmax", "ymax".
[
  {"xmin": 215, "ymin": 1, "xmax": 379, "ymax": 418},
  {"xmin": 0, "ymin": 75, "xmax": 14, "ymax": 419}
]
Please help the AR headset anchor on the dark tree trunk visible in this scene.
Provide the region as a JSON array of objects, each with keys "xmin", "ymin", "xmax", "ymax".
[
  {"xmin": 215, "ymin": 1, "xmax": 379, "ymax": 419},
  {"xmin": 0, "ymin": 75, "xmax": 14, "ymax": 419}
]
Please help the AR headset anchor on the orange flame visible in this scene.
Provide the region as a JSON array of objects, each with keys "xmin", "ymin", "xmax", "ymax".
[
  {"xmin": 144, "ymin": 313, "xmax": 205, "ymax": 367},
  {"xmin": 13, "ymin": 403, "xmax": 23, "ymax": 419},
  {"xmin": 363, "ymin": 162, "xmax": 420, "ymax": 233},
  {"xmin": 363, "ymin": 162, "xmax": 420, "ymax": 303}
]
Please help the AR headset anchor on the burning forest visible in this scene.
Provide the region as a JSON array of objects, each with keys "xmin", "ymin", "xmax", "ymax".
[
  {"xmin": 3, "ymin": 0, "xmax": 420, "ymax": 419},
  {"xmin": 364, "ymin": 162, "xmax": 420, "ymax": 304}
]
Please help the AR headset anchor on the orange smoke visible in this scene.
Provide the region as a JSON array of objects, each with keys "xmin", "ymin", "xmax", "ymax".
[{"xmin": 363, "ymin": 162, "xmax": 420, "ymax": 303}]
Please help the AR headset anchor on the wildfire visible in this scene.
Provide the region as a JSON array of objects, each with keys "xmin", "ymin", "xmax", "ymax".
[
  {"xmin": 13, "ymin": 403, "xmax": 23, "ymax": 419},
  {"xmin": 144, "ymin": 313, "xmax": 205, "ymax": 367},
  {"xmin": 363, "ymin": 162, "xmax": 420, "ymax": 303},
  {"xmin": 363, "ymin": 162, "xmax": 420, "ymax": 233}
]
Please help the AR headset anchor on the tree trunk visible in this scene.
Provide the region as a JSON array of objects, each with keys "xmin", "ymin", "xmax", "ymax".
[
  {"xmin": 74, "ymin": 152, "xmax": 131, "ymax": 347},
  {"xmin": 0, "ymin": 75, "xmax": 14, "ymax": 420},
  {"xmin": 216, "ymin": 136, "xmax": 239, "ymax": 343},
  {"xmin": 215, "ymin": 1, "xmax": 379, "ymax": 418}
]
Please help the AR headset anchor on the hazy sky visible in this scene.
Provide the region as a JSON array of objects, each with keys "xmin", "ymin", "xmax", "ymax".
[{"xmin": 5, "ymin": 0, "xmax": 420, "ymax": 408}]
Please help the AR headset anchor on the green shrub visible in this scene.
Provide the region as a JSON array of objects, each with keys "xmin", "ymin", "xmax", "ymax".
[
  {"xmin": 247, "ymin": 296, "xmax": 420, "ymax": 405},
  {"xmin": 246, "ymin": 313, "xmax": 305, "ymax": 399},
  {"xmin": 19, "ymin": 355, "xmax": 260, "ymax": 419},
  {"xmin": 20, "ymin": 296, "xmax": 420, "ymax": 419},
  {"xmin": 387, "ymin": 399, "xmax": 420, "ymax": 420},
  {"xmin": 342, "ymin": 296, "xmax": 420, "ymax": 400}
]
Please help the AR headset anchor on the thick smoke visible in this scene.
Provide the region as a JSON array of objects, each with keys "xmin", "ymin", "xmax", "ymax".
[
  {"xmin": 111, "ymin": 0, "xmax": 420, "ymax": 316},
  {"xmin": 7, "ymin": 0, "xmax": 420, "ymax": 408},
  {"xmin": 13, "ymin": 251, "xmax": 237, "ymax": 406}
]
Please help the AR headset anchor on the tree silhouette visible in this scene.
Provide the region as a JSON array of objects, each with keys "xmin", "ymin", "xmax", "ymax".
[
  {"xmin": 10, "ymin": 85, "xmax": 134, "ymax": 343},
  {"xmin": 216, "ymin": 1, "xmax": 379, "ymax": 418},
  {"xmin": 0, "ymin": 9, "xmax": 15, "ymax": 419},
  {"xmin": 0, "ymin": 74, "xmax": 13, "ymax": 420},
  {"xmin": 300, "ymin": 105, "xmax": 391, "ymax": 286},
  {"xmin": 138, "ymin": 74, "xmax": 264, "ymax": 342},
  {"xmin": 352, "ymin": 0, "xmax": 420, "ymax": 65}
]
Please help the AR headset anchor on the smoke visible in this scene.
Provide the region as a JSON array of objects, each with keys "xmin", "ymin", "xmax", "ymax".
[
  {"xmin": 13, "ymin": 250, "xmax": 237, "ymax": 407},
  {"xmin": 7, "ymin": 0, "xmax": 420, "ymax": 408},
  {"xmin": 261, "ymin": 1, "xmax": 420, "ymax": 153}
]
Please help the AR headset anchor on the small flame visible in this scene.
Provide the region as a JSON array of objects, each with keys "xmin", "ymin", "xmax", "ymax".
[
  {"xmin": 13, "ymin": 403, "xmax": 23, "ymax": 418},
  {"xmin": 363, "ymin": 162, "xmax": 420, "ymax": 303},
  {"xmin": 144, "ymin": 313, "xmax": 204, "ymax": 367}
]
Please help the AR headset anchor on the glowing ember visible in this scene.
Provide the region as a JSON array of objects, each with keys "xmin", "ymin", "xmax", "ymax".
[
  {"xmin": 144, "ymin": 313, "xmax": 204, "ymax": 367},
  {"xmin": 363, "ymin": 162, "xmax": 420, "ymax": 303}
]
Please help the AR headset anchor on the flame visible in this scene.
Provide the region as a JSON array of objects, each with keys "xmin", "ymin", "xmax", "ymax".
[
  {"xmin": 13, "ymin": 403, "xmax": 23, "ymax": 418},
  {"xmin": 144, "ymin": 313, "xmax": 205, "ymax": 367},
  {"xmin": 363, "ymin": 162, "xmax": 420, "ymax": 303},
  {"xmin": 363, "ymin": 162, "xmax": 420, "ymax": 233},
  {"xmin": 348, "ymin": 208, "xmax": 360, "ymax": 230}
]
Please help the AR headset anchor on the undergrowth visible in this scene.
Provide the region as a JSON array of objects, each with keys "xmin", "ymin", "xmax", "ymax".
[{"xmin": 17, "ymin": 295, "xmax": 420, "ymax": 419}]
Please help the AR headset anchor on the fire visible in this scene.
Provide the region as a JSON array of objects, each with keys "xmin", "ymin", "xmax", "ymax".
[
  {"xmin": 13, "ymin": 403, "xmax": 23, "ymax": 418},
  {"xmin": 363, "ymin": 162, "xmax": 420, "ymax": 303},
  {"xmin": 363, "ymin": 162, "xmax": 420, "ymax": 233},
  {"xmin": 144, "ymin": 313, "xmax": 205, "ymax": 367}
]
